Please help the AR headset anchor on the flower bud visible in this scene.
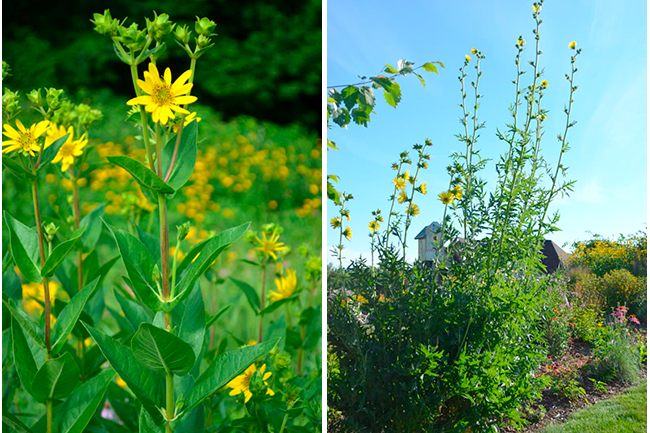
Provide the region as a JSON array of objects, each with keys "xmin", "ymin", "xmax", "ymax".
[
  {"xmin": 46, "ymin": 88, "xmax": 65, "ymax": 111},
  {"xmin": 194, "ymin": 17, "xmax": 217, "ymax": 36},
  {"xmin": 196, "ymin": 34, "xmax": 212, "ymax": 49},
  {"xmin": 248, "ymin": 371, "xmax": 267, "ymax": 396},
  {"xmin": 2, "ymin": 61, "xmax": 11, "ymax": 79},
  {"xmin": 3, "ymin": 88, "xmax": 21, "ymax": 117},
  {"xmin": 244, "ymin": 230, "xmax": 257, "ymax": 244},
  {"xmin": 27, "ymin": 88, "xmax": 44, "ymax": 107},
  {"xmin": 173, "ymin": 24, "xmax": 191, "ymax": 45},
  {"xmin": 146, "ymin": 12, "xmax": 174, "ymax": 42},
  {"xmin": 44, "ymin": 222, "xmax": 59, "ymax": 242},
  {"xmin": 272, "ymin": 352, "xmax": 291, "ymax": 370},
  {"xmin": 91, "ymin": 10, "xmax": 119, "ymax": 37},
  {"xmin": 66, "ymin": 215, "xmax": 75, "ymax": 226},
  {"xmin": 177, "ymin": 221, "xmax": 191, "ymax": 240},
  {"xmin": 117, "ymin": 23, "xmax": 148, "ymax": 51}
]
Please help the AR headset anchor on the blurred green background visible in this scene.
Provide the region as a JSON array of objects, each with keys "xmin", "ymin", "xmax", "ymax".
[{"xmin": 3, "ymin": 0, "xmax": 322, "ymax": 133}]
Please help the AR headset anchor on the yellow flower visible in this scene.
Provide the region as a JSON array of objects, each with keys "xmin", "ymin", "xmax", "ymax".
[
  {"xmin": 355, "ymin": 294, "xmax": 368, "ymax": 303},
  {"xmin": 254, "ymin": 232, "xmax": 288, "ymax": 261},
  {"xmin": 406, "ymin": 203, "xmax": 420, "ymax": 217},
  {"xmin": 417, "ymin": 182, "xmax": 427, "ymax": 195},
  {"xmin": 343, "ymin": 227, "xmax": 352, "ymax": 240},
  {"xmin": 45, "ymin": 124, "xmax": 72, "ymax": 148},
  {"xmin": 2, "ymin": 119, "xmax": 50, "ymax": 156},
  {"xmin": 22, "ymin": 281, "xmax": 60, "ymax": 314},
  {"xmin": 369, "ymin": 220, "xmax": 380, "ymax": 233},
  {"xmin": 52, "ymin": 132, "xmax": 88, "ymax": 172},
  {"xmin": 116, "ymin": 376, "xmax": 128, "ymax": 389},
  {"xmin": 330, "ymin": 217, "xmax": 341, "ymax": 229},
  {"xmin": 471, "ymin": 47, "xmax": 478, "ymax": 55},
  {"xmin": 533, "ymin": 3, "xmax": 540, "ymax": 12},
  {"xmin": 439, "ymin": 191, "xmax": 455, "ymax": 204},
  {"xmin": 397, "ymin": 190, "xmax": 409, "ymax": 204},
  {"xmin": 127, "ymin": 62, "xmax": 198, "ymax": 125},
  {"xmin": 227, "ymin": 363, "xmax": 275, "ymax": 403},
  {"xmin": 172, "ymin": 111, "xmax": 202, "ymax": 133},
  {"xmin": 270, "ymin": 269, "xmax": 297, "ymax": 302},
  {"xmin": 568, "ymin": 41, "xmax": 577, "ymax": 50},
  {"xmin": 517, "ymin": 37, "xmax": 526, "ymax": 47},
  {"xmin": 540, "ymin": 80, "xmax": 548, "ymax": 89},
  {"xmin": 394, "ymin": 177, "xmax": 406, "ymax": 190},
  {"xmin": 452, "ymin": 185, "xmax": 463, "ymax": 199},
  {"xmin": 465, "ymin": 55, "xmax": 472, "ymax": 62}
]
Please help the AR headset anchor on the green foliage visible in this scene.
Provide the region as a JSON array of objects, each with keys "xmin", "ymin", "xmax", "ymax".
[
  {"xmin": 589, "ymin": 325, "xmax": 641, "ymax": 383},
  {"xmin": 600, "ymin": 269, "xmax": 646, "ymax": 320}
]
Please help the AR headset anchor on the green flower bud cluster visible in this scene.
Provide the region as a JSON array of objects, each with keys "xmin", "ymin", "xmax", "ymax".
[
  {"xmin": 2, "ymin": 61, "xmax": 11, "ymax": 79},
  {"xmin": 44, "ymin": 223, "xmax": 59, "ymax": 243},
  {"xmin": 28, "ymin": 88, "xmax": 66, "ymax": 116},
  {"xmin": 177, "ymin": 221, "xmax": 191, "ymax": 241},
  {"xmin": 3, "ymin": 88, "xmax": 21, "ymax": 119},
  {"xmin": 304, "ymin": 256, "xmax": 322, "ymax": 282},
  {"xmin": 91, "ymin": 10, "xmax": 120, "ymax": 37},
  {"xmin": 248, "ymin": 371, "xmax": 268, "ymax": 396},
  {"xmin": 117, "ymin": 23, "xmax": 148, "ymax": 51},
  {"xmin": 146, "ymin": 12, "xmax": 175, "ymax": 42},
  {"xmin": 51, "ymin": 100, "xmax": 103, "ymax": 131}
]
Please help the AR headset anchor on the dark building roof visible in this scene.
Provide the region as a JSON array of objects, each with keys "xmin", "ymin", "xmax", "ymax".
[{"xmin": 541, "ymin": 240, "xmax": 570, "ymax": 273}]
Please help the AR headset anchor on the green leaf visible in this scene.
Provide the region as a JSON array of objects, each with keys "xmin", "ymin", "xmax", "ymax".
[
  {"xmin": 2, "ymin": 413, "xmax": 34, "ymax": 433},
  {"xmin": 384, "ymin": 81, "xmax": 402, "ymax": 108},
  {"xmin": 206, "ymin": 305, "xmax": 230, "ymax": 328},
  {"xmin": 106, "ymin": 222, "xmax": 163, "ymax": 312},
  {"xmin": 57, "ymin": 369, "xmax": 115, "ymax": 433},
  {"xmin": 139, "ymin": 408, "xmax": 163, "ymax": 433},
  {"xmin": 107, "ymin": 156, "xmax": 174, "ymax": 194},
  {"xmin": 11, "ymin": 318, "xmax": 38, "ymax": 396},
  {"xmin": 115, "ymin": 290, "xmax": 154, "ymax": 331},
  {"xmin": 177, "ymin": 282, "xmax": 206, "ymax": 361},
  {"xmin": 4, "ymin": 211, "xmax": 41, "ymax": 283},
  {"xmin": 183, "ymin": 338, "xmax": 279, "ymax": 414},
  {"xmin": 161, "ymin": 121, "xmax": 198, "ymax": 191},
  {"xmin": 175, "ymin": 237, "xmax": 209, "ymax": 278},
  {"xmin": 131, "ymin": 323, "xmax": 196, "ymax": 376},
  {"xmin": 135, "ymin": 228, "xmax": 161, "ymax": 272},
  {"xmin": 79, "ymin": 203, "xmax": 106, "ymax": 253},
  {"xmin": 37, "ymin": 133, "xmax": 70, "ymax": 170},
  {"xmin": 50, "ymin": 277, "xmax": 101, "ymax": 355},
  {"xmin": 31, "ymin": 352, "xmax": 79, "ymax": 403},
  {"xmin": 169, "ymin": 223, "xmax": 249, "ymax": 311},
  {"xmin": 2, "ymin": 328, "xmax": 13, "ymax": 368},
  {"xmin": 413, "ymin": 71, "xmax": 426, "ymax": 88},
  {"xmin": 41, "ymin": 227, "xmax": 86, "ymax": 277},
  {"xmin": 423, "ymin": 62, "xmax": 440, "ymax": 73},
  {"xmin": 259, "ymin": 295, "xmax": 298, "ymax": 316},
  {"xmin": 84, "ymin": 324, "xmax": 165, "ymax": 425},
  {"xmin": 2, "ymin": 157, "xmax": 35, "ymax": 180},
  {"xmin": 341, "ymin": 86, "xmax": 360, "ymax": 111},
  {"xmin": 230, "ymin": 278, "xmax": 260, "ymax": 314},
  {"xmin": 384, "ymin": 64, "xmax": 399, "ymax": 74},
  {"xmin": 4, "ymin": 298, "xmax": 46, "ymax": 349},
  {"xmin": 85, "ymin": 255, "xmax": 119, "ymax": 290},
  {"xmin": 357, "ymin": 86, "xmax": 375, "ymax": 107}
]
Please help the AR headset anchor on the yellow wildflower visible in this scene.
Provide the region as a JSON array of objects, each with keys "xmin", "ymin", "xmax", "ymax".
[
  {"xmin": 127, "ymin": 62, "xmax": 197, "ymax": 125},
  {"xmin": 172, "ymin": 111, "xmax": 202, "ymax": 133},
  {"xmin": 52, "ymin": 132, "xmax": 88, "ymax": 172},
  {"xmin": 417, "ymin": 182, "xmax": 427, "ymax": 195},
  {"xmin": 540, "ymin": 80, "xmax": 548, "ymax": 89},
  {"xmin": 2, "ymin": 119, "xmax": 50, "ymax": 156},
  {"xmin": 254, "ymin": 232, "xmax": 287, "ymax": 260},
  {"xmin": 394, "ymin": 177, "xmax": 406, "ymax": 190},
  {"xmin": 397, "ymin": 190, "xmax": 409, "ymax": 204},
  {"xmin": 343, "ymin": 227, "xmax": 352, "ymax": 240},
  {"xmin": 517, "ymin": 37, "xmax": 526, "ymax": 47},
  {"xmin": 406, "ymin": 203, "xmax": 420, "ymax": 217},
  {"xmin": 439, "ymin": 191, "xmax": 455, "ymax": 204},
  {"xmin": 452, "ymin": 185, "xmax": 463, "ymax": 199},
  {"xmin": 270, "ymin": 269, "xmax": 297, "ymax": 302},
  {"xmin": 227, "ymin": 363, "xmax": 275, "ymax": 403},
  {"xmin": 330, "ymin": 217, "xmax": 341, "ymax": 229},
  {"xmin": 465, "ymin": 55, "xmax": 471, "ymax": 62},
  {"xmin": 533, "ymin": 3, "xmax": 540, "ymax": 12},
  {"xmin": 569, "ymin": 41, "xmax": 576, "ymax": 50},
  {"xmin": 22, "ymin": 281, "xmax": 60, "ymax": 314},
  {"xmin": 471, "ymin": 47, "xmax": 478, "ymax": 55},
  {"xmin": 369, "ymin": 220, "xmax": 380, "ymax": 233}
]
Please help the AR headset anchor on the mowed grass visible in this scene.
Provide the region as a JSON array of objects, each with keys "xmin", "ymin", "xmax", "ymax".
[{"xmin": 542, "ymin": 381, "xmax": 647, "ymax": 433}]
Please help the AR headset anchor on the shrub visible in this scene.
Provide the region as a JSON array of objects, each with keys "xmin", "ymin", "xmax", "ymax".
[
  {"xmin": 600, "ymin": 269, "xmax": 646, "ymax": 321},
  {"xmin": 590, "ymin": 325, "xmax": 641, "ymax": 383}
]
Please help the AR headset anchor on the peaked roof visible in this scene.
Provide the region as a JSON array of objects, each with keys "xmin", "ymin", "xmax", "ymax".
[{"xmin": 415, "ymin": 221, "xmax": 442, "ymax": 240}]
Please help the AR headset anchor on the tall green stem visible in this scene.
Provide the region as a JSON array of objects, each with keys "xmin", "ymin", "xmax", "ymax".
[
  {"xmin": 70, "ymin": 170, "xmax": 83, "ymax": 291},
  {"xmin": 129, "ymin": 64, "xmax": 157, "ymax": 173},
  {"xmin": 258, "ymin": 262, "xmax": 267, "ymax": 342}
]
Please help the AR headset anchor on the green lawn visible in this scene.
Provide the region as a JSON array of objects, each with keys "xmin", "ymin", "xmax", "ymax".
[{"xmin": 542, "ymin": 381, "xmax": 647, "ymax": 433}]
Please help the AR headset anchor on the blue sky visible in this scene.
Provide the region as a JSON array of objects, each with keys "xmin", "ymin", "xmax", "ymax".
[{"xmin": 326, "ymin": 0, "xmax": 647, "ymax": 265}]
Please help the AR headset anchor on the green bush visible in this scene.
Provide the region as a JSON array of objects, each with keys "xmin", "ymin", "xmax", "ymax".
[
  {"xmin": 590, "ymin": 325, "xmax": 641, "ymax": 383},
  {"xmin": 600, "ymin": 269, "xmax": 646, "ymax": 321}
]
